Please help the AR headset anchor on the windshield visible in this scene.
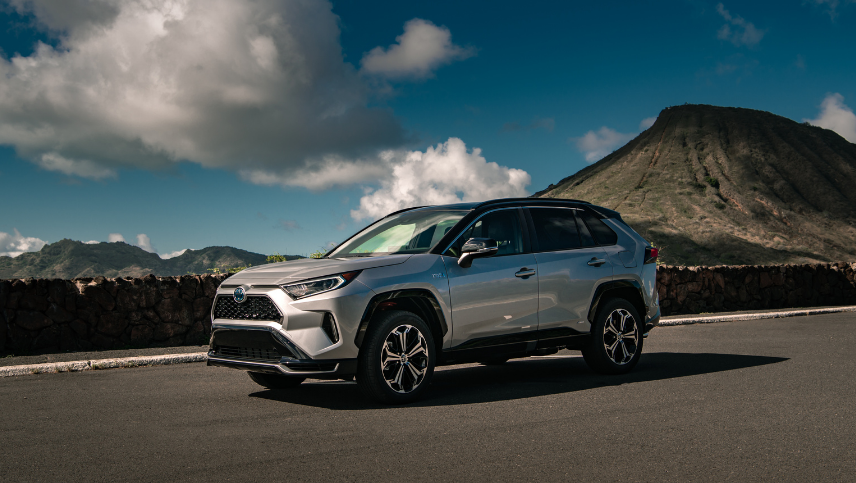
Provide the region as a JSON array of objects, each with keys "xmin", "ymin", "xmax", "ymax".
[{"xmin": 327, "ymin": 210, "xmax": 468, "ymax": 258}]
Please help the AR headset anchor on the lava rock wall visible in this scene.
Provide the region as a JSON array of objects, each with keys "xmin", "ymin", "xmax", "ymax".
[
  {"xmin": 657, "ymin": 263, "xmax": 856, "ymax": 315},
  {"xmin": 0, "ymin": 274, "xmax": 230, "ymax": 355}
]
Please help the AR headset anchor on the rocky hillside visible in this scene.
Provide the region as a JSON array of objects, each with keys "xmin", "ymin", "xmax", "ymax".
[
  {"xmin": 537, "ymin": 104, "xmax": 856, "ymax": 265},
  {"xmin": 0, "ymin": 239, "xmax": 300, "ymax": 279}
]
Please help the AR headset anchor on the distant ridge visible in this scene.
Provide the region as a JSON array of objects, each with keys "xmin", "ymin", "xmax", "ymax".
[
  {"xmin": 0, "ymin": 239, "xmax": 301, "ymax": 279},
  {"xmin": 537, "ymin": 104, "xmax": 856, "ymax": 266}
]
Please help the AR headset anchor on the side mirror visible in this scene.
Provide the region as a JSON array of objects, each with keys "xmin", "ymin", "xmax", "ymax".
[{"xmin": 458, "ymin": 238, "xmax": 499, "ymax": 268}]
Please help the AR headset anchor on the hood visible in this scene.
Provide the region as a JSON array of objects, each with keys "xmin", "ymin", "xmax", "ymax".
[{"xmin": 224, "ymin": 255, "xmax": 412, "ymax": 285}]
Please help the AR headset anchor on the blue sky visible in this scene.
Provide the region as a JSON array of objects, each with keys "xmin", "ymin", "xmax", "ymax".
[{"xmin": 1, "ymin": 0, "xmax": 854, "ymax": 258}]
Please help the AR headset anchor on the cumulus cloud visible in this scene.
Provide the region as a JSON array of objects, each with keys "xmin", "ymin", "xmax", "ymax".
[
  {"xmin": 639, "ymin": 117, "xmax": 657, "ymax": 130},
  {"xmin": 360, "ymin": 18, "xmax": 475, "ymax": 79},
  {"xmin": 351, "ymin": 138, "xmax": 530, "ymax": 221},
  {"xmin": 0, "ymin": 0, "xmax": 405, "ymax": 185},
  {"xmin": 135, "ymin": 233, "xmax": 155, "ymax": 253},
  {"xmin": 0, "ymin": 228, "xmax": 47, "ymax": 257},
  {"xmin": 502, "ymin": 117, "xmax": 555, "ymax": 133},
  {"xmin": 716, "ymin": 3, "xmax": 765, "ymax": 47},
  {"xmin": 159, "ymin": 249, "xmax": 188, "ymax": 259},
  {"xmin": 83, "ymin": 240, "xmax": 99, "ymax": 244},
  {"xmin": 108, "ymin": 233, "xmax": 126, "ymax": 243},
  {"xmin": 805, "ymin": 93, "xmax": 856, "ymax": 143},
  {"xmin": 573, "ymin": 127, "xmax": 637, "ymax": 163}
]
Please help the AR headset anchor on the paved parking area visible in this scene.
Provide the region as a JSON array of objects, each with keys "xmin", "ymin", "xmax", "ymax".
[{"xmin": 1, "ymin": 313, "xmax": 854, "ymax": 482}]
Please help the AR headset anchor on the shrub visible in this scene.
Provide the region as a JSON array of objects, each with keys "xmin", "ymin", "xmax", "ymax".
[{"xmin": 704, "ymin": 176, "xmax": 720, "ymax": 188}]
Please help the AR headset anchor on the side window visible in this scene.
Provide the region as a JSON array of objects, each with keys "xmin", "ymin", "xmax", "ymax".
[
  {"xmin": 445, "ymin": 210, "xmax": 523, "ymax": 257},
  {"xmin": 529, "ymin": 208, "xmax": 582, "ymax": 252},
  {"xmin": 575, "ymin": 211, "xmax": 597, "ymax": 247},
  {"xmin": 577, "ymin": 210, "xmax": 618, "ymax": 246}
]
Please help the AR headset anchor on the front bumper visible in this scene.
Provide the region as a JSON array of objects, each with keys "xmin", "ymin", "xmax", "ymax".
[{"xmin": 207, "ymin": 326, "xmax": 357, "ymax": 379}]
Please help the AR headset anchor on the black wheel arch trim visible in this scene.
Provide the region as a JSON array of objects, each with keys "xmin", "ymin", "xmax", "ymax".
[
  {"xmin": 355, "ymin": 289, "xmax": 448, "ymax": 350},
  {"xmin": 587, "ymin": 280, "xmax": 647, "ymax": 324}
]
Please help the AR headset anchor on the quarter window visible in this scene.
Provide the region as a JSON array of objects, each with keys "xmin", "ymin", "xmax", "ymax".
[
  {"xmin": 529, "ymin": 208, "xmax": 582, "ymax": 252},
  {"xmin": 577, "ymin": 210, "xmax": 618, "ymax": 246}
]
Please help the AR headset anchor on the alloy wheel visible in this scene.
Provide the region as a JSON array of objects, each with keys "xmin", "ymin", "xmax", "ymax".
[
  {"xmin": 602, "ymin": 308, "xmax": 638, "ymax": 365},
  {"xmin": 380, "ymin": 324, "xmax": 429, "ymax": 393}
]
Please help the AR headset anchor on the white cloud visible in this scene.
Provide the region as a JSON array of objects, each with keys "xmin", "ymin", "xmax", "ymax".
[
  {"xmin": 804, "ymin": 93, "xmax": 856, "ymax": 143},
  {"xmin": 0, "ymin": 229, "xmax": 47, "ymax": 257},
  {"xmin": 351, "ymin": 138, "xmax": 530, "ymax": 221},
  {"xmin": 83, "ymin": 240, "xmax": 99, "ymax": 244},
  {"xmin": 360, "ymin": 18, "xmax": 475, "ymax": 79},
  {"xmin": 573, "ymin": 127, "xmax": 636, "ymax": 163},
  {"xmin": 0, "ymin": 0, "xmax": 404, "ymax": 184},
  {"xmin": 239, "ymin": 156, "xmax": 389, "ymax": 191},
  {"xmin": 716, "ymin": 3, "xmax": 765, "ymax": 47},
  {"xmin": 159, "ymin": 249, "xmax": 188, "ymax": 259},
  {"xmin": 108, "ymin": 233, "xmax": 125, "ymax": 243},
  {"xmin": 810, "ymin": 0, "xmax": 856, "ymax": 19},
  {"xmin": 639, "ymin": 117, "xmax": 657, "ymax": 130},
  {"xmin": 135, "ymin": 233, "xmax": 155, "ymax": 253}
]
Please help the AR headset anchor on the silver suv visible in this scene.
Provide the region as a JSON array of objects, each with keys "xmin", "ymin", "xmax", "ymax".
[{"xmin": 208, "ymin": 198, "xmax": 660, "ymax": 403}]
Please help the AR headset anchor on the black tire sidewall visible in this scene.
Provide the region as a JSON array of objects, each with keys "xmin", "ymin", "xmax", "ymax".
[
  {"xmin": 357, "ymin": 310, "xmax": 436, "ymax": 404},
  {"xmin": 583, "ymin": 298, "xmax": 644, "ymax": 375}
]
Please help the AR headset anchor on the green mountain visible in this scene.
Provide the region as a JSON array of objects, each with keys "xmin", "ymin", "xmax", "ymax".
[
  {"xmin": 0, "ymin": 239, "xmax": 301, "ymax": 279},
  {"xmin": 536, "ymin": 104, "xmax": 856, "ymax": 266}
]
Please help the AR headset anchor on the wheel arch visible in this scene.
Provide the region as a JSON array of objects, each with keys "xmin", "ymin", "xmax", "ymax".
[
  {"xmin": 588, "ymin": 280, "xmax": 646, "ymax": 324},
  {"xmin": 355, "ymin": 289, "xmax": 448, "ymax": 354}
]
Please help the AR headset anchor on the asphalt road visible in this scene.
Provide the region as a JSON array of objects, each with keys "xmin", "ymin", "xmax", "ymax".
[{"xmin": 2, "ymin": 313, "xmax": 854, "ymax": 482}]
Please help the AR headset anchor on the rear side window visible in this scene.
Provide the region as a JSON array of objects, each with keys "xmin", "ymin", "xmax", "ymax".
[
  {"xmin": 529, "ymin": 208, "xmax": 581, "ymax": 252},
  {"xmin": 577, "ymin": 210, "xmax": 618, "ymax": 246}
]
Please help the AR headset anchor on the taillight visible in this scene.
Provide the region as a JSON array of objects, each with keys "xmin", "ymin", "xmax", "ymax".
[{"xmin": 644, "ymin": 246, "xmax": 658, "ymax": 265}]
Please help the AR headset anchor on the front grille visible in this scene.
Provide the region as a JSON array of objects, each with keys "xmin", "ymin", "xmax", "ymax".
[
  {"xmin": 213, "ymin": 345, "xmax": 282, "ymax": 362},
  {"xmin": 213, "ymin": 295, "xmax": 282, "ymax": 321}
]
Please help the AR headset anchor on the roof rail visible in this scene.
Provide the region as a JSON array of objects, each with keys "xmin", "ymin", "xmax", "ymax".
[
  {"xmin": 382, "ymin": 206, "xmax": 427, "ymax": 218},
  {"xmin": 475, "ymin": 197, "xmax": 590, "ymax": 208}
]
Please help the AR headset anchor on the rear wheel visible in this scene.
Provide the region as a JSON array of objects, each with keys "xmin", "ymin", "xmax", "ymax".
[
  {"xmin": 247, "ymin": 371, "xmax": 305, "ymax": 389},
  {"xmin": 358, "ymin": 310, "xmax": 435, "ymax": 404},
  {"xmin": 582, "ymin": 298, "xmax": 643, "ymax": 375}
]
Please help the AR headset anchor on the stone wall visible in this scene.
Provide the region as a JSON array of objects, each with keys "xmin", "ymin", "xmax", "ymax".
[
  {"xmin": 0, "ymin": 274, "xmax": 230, "ymax": 355},
  {"xmin": 2, "ymin": 263, "xmax": 856, "ymax": 355},
  {"xmin": 657, "ymin": 263, "xmax": 856, "ymax": 316}
]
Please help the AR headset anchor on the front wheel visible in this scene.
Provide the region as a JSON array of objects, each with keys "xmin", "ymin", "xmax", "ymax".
[
  {"xmin": 582, "ymin": 298, "xmax": 643, "ymax": 375},
  {"xmin": 358, "ymin": 310, "xmax": 435, "ymax": 404}
]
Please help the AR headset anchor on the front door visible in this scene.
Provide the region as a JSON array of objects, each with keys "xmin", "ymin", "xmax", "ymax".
[{"xmin": 442, "ymin": 208, "xmax": 539, "ymax": 349}]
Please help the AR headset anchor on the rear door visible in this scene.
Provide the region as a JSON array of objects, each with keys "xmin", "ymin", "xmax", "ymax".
[
  {"xmin": 442, "ymin": 208, "xmax": 539, "ymax": 349},
  {"xmin": 525, "ymin": 207, "xmax": 613, "ymax": 337}
]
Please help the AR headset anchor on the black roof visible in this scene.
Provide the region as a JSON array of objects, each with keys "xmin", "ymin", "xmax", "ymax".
[{"xmin": 385, "ymin": 197, "xmax": 599, "ymax": 218}]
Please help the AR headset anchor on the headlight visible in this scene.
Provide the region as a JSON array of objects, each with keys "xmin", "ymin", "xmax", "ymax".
[{"xmin": 281, "ymin": 271, "xmax": 361, "ymax": 299}]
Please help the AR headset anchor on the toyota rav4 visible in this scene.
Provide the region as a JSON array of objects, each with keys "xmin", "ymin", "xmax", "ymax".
[{"xmin": 207, "ymin": 198, "xmax": 660, "ymax": 403}]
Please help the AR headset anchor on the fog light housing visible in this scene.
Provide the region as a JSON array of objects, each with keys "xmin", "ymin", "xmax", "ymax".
[{"xmin": 321, "ymin": 312, "xmax": 339, "ymax": 344}]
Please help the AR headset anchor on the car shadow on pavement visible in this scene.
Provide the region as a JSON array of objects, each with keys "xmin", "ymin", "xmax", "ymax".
[{"xmin": 249, "ymin": 352, "xmax": 788, "ymax": 409}]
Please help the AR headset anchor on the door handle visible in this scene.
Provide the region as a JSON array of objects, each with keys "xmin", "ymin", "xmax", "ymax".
[
  {"xmin": 587, "ymin": 258, "xmax": 607, "ymax": 267},
  {"xmin": 515, "ymin": 268, "xmax": 536, "ymax": 278}
]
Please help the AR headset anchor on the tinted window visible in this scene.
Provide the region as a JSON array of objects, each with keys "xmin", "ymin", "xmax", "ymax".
[
  {"xmin": 577, "ymin": 210, "xmax": 618, "ymax": 246},
  {"xmin": 575, "ymin": 212, "xmax": 597, "ymax": 247},
  {"xmin": 529, "ymin": 208, "xmax": 582, "ymax": 252},
  {"xmin": 445, "ymin": 209, "xmax": 523, "ymax": 257}
]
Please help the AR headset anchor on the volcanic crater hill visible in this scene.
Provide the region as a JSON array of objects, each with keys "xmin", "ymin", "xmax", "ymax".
[
  {"xmin": 537, "ymin": 104, "xmax": 856, "ymax": 266},
  {"xmin": 0, "ymin": 239, "xmax": 299, "ymax": 279}
]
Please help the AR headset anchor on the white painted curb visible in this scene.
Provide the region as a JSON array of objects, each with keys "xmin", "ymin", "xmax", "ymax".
[
  {"xmin": 660, "ymin": 305, "xmax": 856, "ymax": 326},
  {"xmin": 0, "ymin": 352, "xmax": 207, "ymax": 378}
]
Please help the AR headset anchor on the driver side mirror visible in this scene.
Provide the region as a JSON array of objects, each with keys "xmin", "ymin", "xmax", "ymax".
[{"xmin": 458, "ymin": 238, "xmax": 499, "ymax": 268}]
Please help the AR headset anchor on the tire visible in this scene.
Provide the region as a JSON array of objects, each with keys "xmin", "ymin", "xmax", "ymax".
[
  {"xmin": 247, "ymin": 371, "xmax": 306, "ymax": 389},
  {"xmin": 479, "ymin": 357, "xmax": 510, "ymax": 366},
  {"xmin": 582, "ymin": 298, "xmax": 644, "ymax": 375},
  {"xmin": 357, "ymin": 310, "xmax": 436, "ymax": 404}
]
